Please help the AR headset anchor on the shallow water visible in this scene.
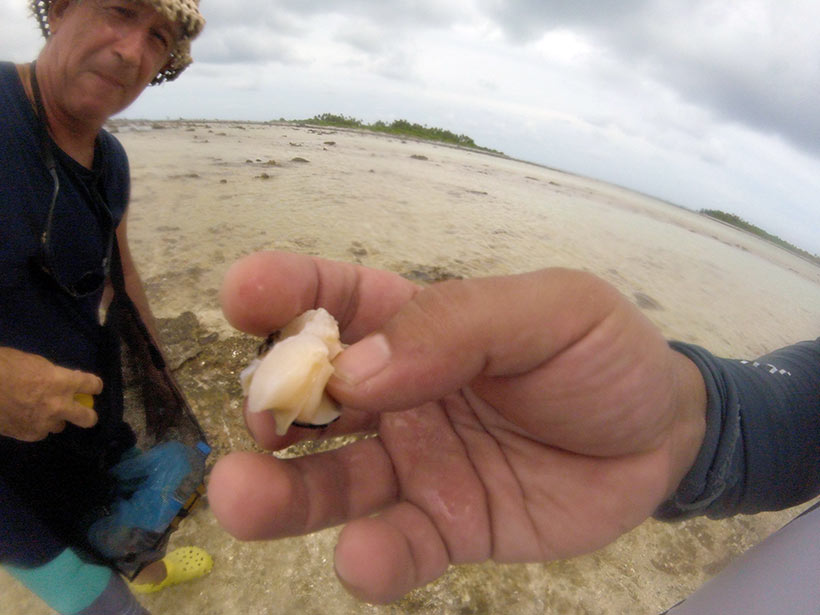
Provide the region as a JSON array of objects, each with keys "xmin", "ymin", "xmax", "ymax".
[{"xmin": 2, "ymin": 122, "xmax": 818, "ymax": 615}]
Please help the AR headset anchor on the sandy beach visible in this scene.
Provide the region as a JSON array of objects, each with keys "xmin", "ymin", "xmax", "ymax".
[{"xmin": 2, "ymin": 121, "xmax": 818, "ymax": 615}]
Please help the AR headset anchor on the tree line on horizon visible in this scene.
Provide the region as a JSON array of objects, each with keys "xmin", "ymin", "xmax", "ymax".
[
  {"xmin": 292, "ymin": 113, "xmax": 503, "ymax": 155},
  {"xmin": 700, "ymin": 209, "xmax": 819, "ymax": 263}
]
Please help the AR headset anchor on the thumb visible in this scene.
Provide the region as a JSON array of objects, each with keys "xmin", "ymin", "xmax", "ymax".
[{"xmin": 328, "ymin": 268, "xmax": 617, "ymax": 412}]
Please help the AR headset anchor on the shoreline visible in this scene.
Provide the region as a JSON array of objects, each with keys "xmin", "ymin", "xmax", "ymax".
[{"xmin": 110, "ymin": 117, "xmax": 819, "ymax": 270}]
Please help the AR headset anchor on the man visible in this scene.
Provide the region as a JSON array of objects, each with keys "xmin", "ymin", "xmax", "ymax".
[{"xmin": 1, "ymin": 1, "xmax": 210, "ymax": 613}]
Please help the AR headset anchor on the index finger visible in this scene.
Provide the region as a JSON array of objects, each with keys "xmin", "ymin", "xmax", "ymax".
[
  {"xmin": 65, "ymin": 368, "xmax": 104, "ymax": 396},
  {"xmin": 219, "ymin": 251, "xmax": 419, "ymax": 342},
  {"xmin": 58, "ymin": 368, "xmax": 102, "ymax": 429}
]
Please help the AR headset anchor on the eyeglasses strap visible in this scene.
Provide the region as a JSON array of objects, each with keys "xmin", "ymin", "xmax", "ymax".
[{"xmin": 29, "ymin": 61, "xmax": 60, "ymax": 253}]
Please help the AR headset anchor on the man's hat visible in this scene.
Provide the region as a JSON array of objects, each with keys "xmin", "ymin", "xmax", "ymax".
[{"xmin": 29, "ymin": 0, "xmax": 205, "ymax": 84}]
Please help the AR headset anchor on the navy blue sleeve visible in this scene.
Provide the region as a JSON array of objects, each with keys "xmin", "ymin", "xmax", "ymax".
[{"xmin": 655, "ymin": 339, "xmax": 820, "ymax": 520}]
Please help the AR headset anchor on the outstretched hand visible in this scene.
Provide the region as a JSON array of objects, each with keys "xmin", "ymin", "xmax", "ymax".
[
  {"xmin": 208, "ymin": 251, "xmax": 707, "ymax": 603},
  {"xmin": 0, "ymin": 346, "xmax": 101, "ymax": 442}
]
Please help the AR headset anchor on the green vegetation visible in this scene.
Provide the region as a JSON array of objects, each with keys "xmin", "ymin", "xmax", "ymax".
[
  {"xmin": 291, "ymin": 113, "xmax": 504, "ymax": 155},
  {"xmin": 700, "ymin": 209, "xmax": 819, "ymax": 264}
]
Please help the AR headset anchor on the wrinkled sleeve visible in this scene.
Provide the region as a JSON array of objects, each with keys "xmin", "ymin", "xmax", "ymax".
[{"xmin": 655, "ymin": 338, "xmax": 820, "ymax": 520}]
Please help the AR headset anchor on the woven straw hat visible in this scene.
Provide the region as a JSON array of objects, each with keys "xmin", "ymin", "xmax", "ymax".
[{"xmin": 29, "ymin": 0, "xmax": 205, "ymax": 84}]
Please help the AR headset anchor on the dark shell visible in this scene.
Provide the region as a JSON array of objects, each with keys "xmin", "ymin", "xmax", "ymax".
[
  {"xmin": 292, "ymin": 415, "xmax": 341, "ymax": 430},
  {"xmin": 256, "ymin": 331, "xmax": 281, "ymax": 356}
]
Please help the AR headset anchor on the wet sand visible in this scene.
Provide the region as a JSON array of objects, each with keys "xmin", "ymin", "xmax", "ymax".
[{"xmin": 2, "ymin": 121, "xmax": 818, "ymax": 615}]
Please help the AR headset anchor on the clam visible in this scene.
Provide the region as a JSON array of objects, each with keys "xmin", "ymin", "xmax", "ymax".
[{"xmin": 240, "ymin": 308, "xmax": 343, "ymax": 435}]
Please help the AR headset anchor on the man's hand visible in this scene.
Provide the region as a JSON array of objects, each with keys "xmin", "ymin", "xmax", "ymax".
[
  {"xmin": 208, "ymin": 251, "xmax": 707, "ymax": 604},
  {"xmin": 0, "ymin": 347, "xmax": 100, "ymax": 442}
]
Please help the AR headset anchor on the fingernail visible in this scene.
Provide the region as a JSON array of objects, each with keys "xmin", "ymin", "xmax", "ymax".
[{"xmin": 333, "ymin": 333, "xmax": 391, "ymax": 386}]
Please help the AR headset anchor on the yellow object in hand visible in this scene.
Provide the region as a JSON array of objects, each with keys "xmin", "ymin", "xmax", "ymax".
[{"xmin": 74, "ymin": 393, "xmax": 95, "ymax": 408}]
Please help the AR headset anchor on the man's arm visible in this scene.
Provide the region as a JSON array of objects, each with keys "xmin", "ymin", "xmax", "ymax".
[{"xmin": 656, "ymin": 339, "xmax": 820, "ymax": 520}]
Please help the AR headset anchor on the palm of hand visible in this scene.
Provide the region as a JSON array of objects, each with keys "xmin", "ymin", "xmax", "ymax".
[{"xmin": 366, "ymin": 312, "xmax": 677, "ymax": 581}]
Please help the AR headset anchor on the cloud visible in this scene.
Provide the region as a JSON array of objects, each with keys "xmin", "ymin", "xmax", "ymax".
[
  {"xmin": 194, "ymin": 26, "xmax": 302, "ymax": 64},
  {"xmin": 477, "ymin": 0, "xmax": 820, "ymax": 158},
  {"xmin": 194, "ymin": 5, "xmax": 431, "ymax": 78},
  {"xmin": 272, "ymin": 0, "xmax": 468, "ymax": 29},
  {"xmin": 190, "ymin": 0, "xmax": 820, "ymax": 163},
  {"xmin": 618, "ymin": 2, "xmax": 820, "ymax": 158},
  {"xmin": 478, "ymin": 0, "xmax": 652, "ymax": 40}
]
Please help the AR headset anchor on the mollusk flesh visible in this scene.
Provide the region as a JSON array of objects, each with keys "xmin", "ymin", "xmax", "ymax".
[{"xmin": 240, "ymin": 308, "xmax": 343, "ymax": 435}]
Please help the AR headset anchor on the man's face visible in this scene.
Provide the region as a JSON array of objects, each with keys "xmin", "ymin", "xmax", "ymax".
[{"xmin": 43, "ymin": 0, "xmax": 181, "ymax": 122}]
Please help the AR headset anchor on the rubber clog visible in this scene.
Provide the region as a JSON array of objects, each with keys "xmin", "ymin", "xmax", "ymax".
[{"xmin": 130, "ymin": 547, "xmax": 213, "ymax": 594}]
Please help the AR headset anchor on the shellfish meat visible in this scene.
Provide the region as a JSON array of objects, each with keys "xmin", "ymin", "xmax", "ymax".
[{"xmin": 240, "ymin": 308, "xmax": 343, "ymax": 435}]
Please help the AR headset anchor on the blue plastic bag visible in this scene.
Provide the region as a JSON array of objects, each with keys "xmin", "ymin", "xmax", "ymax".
[{"xmin": 87, "ymin": 441, "xmax": 209, "ymax": 566}]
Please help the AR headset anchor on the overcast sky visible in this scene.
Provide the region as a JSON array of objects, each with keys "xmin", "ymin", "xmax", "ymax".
[{"xmin": 3, "ymin": 0, "xmax": 819, "ymax": 254}]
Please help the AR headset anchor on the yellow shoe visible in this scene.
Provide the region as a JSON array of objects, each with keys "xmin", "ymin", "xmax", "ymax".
[{"xmin": 130, "ymin": 547, "xmax": 213, "ymax": 594}]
